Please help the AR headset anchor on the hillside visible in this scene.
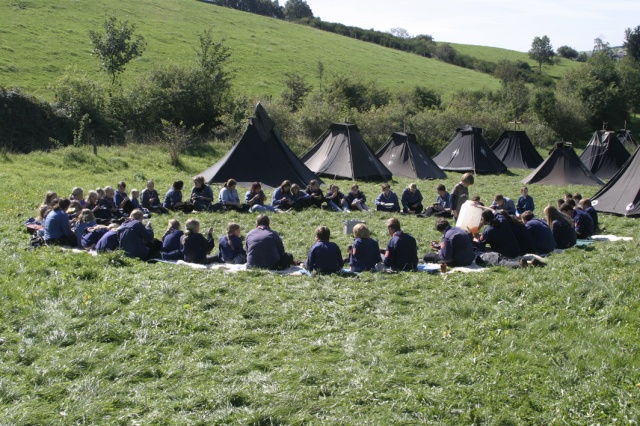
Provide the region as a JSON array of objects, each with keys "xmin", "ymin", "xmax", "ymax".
[{"xmin": 0, "ymin": 0, "xmax": 567, "ymax": 100}]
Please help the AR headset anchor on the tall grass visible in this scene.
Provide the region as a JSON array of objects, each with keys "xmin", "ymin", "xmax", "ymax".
[{"xmin": 0, "ymin": 144, "xmax": 638, "ymax": 424}]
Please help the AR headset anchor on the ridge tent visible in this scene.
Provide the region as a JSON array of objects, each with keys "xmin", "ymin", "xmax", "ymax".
[
  {"xmin": 433, "ymin": 125, "xmax": 507, "ymax": 174},
  {"xmin": 522, "ymin": 142, "xmax": 604, "ymax": 186},
  {"xmin": 301, "ymin": 122, "xmax": 392, "ymax": 181},
  {"xmin": 375, "ymin": 132, "xmax": 446, "ymax": 180},
  {"xmin": 616, "ymin": 129, "xmax": 637, "ymax": 147},
  {"xmin": 199, "ymin": 103, "xmax": 321, "ymax": 189},
  {"xmin": 579, "ymin": 130, "xmax": 631, "ymax": 179},
  {"xmin": 490, "ymin": 130, "xmax": 543, "ymax": 169},
  {"xmin": 592, "ymin": 146, "xmax": 640, "ymax": 217}
]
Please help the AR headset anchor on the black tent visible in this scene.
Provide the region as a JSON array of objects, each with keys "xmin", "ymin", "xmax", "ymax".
[
  {"xmin": 592, "ymin": 146, "xmax": 640, "ymax": 216},
  {"xmin": 375, "ymin": 132, "xmax": 446, "ymax": 180},
  {"xmin": 522, "ymin": 142, "xmax": 604, "ymax": 186},
  {"xmin": 301, "ymin": 123, "xmax": 392, "ymax": 181},
  {"xmin": 433, "ymin": 125, "xmax": 507, "ymax": 174},
  {"xmin": 616, "ymin": 129, "xmax": 637, "ymax": 147},
  {"xmin": 490, "ymin": 130, "xmax": 543, "ymax": 169},
  {"xmin": 579, "ymin": 130, "xmax": 631, "ymax": 179},
  {"xmin": 199, "ymin": 103, "xmax": 321, "ymax": 188}
]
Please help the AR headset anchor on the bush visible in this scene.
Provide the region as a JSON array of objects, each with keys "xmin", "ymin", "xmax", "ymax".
[{"xmin": 0, "ymin": 87, "xmax": 73, "ymax": 152}]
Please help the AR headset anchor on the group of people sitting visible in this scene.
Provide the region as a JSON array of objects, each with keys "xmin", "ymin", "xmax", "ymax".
[{"xmin": 31, "ymin": 172, "xmax": 600, "ymax": 273}]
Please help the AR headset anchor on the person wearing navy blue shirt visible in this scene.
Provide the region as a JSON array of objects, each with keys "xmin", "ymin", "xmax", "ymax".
[
  {"xmin": 44, "ymin": 198, "xmax": 76, "ymax": 246},
  {"xmin": 325, "ymin": 184, "xmax": 345, "ymax": 212},
  {"xmin": 95, "ymin": 226, "xmax": 120, "ymax": 252},
  {"xmin": 580, "ymin": 198, "xmax": 599, "ymax": 231},
  {"xmin": 476, "ymin": 210, "xmax": 520, "ymax": 258},
  {"xmin": 114, "ymin": 181, "xmax": 134, "ymax": 215},
  {"xmin": 343, "ymin": 184, "xmax": 369, "ymax": 211},
  {"xmin": 181, "ymin": 218, "xmax": 218, "ymax": 264},
  {"xmin": 306, "ymin": 226, "xmax": 344, "ymax": 274},
  {"xmin": 141, "ymin": 180, "xmax": 168, "ymax": 214},
  {"xmin": 160, "ymin": 219, "xmax": 184, "ymax": 261},
  {"xmin": 218, "ymin": 223, "xmax": 247, "ymax": 264},
  {"xmin": 503, "ymin": 214, "xmax": 535, "ymax": 255},
  {"xmin": 401, "ymin": 183, "xmax": 424, "ymax": 214},
  {"xmin": 560, "ymin": 203, "xmax": 594, "ymax": 239},
  {"xmin": 491, "ymin": 194, "xmax": 517, "ymax": 216},
  {"xmin": 117, "ymin": 209, "xmax": 155, "ymax": 260},
  {"xmin": 246, "ymin": 215, "xmax": 294, "ymax": 270},
  {"xmin": 290, "ymin": 184, "xmax": 311, "ymax": 211},
  {"xmin": 271, "ymin": 180, "xmax": 296, "ymax": 210},
  {"xmin": 516, "ymin": 186, "xmax": 535, "ymax": 215},
  {"xmin": 350, "ymin": 223, "xmax": 381, "ymax": 272},
  {"xmin": 521, "ymin": 211, "xmax": 556, "ymax": 255},
  {"xmin": 98, "ymin": 186, "xmax": 119, "ymax": 220},
  {"xmin": 163, "ymin": 180, "xmax": 193, "ymax": 212},
  {"xmin": 383, "ymin": 218, "xmax": 418, "ymax": 271},
  {"xmin": 544, "ymin": 205, "xmax": 576, "ymax": 249},
  {"xmin": 191, "ymin": 175, "xmax": 216, "ymax": 212},
  {"xmin": 423, "ymin": 218, "xmax": 475, "ymax": 266},
  {"xmin": 375, "ymin": 183, "xmax": 400, "ymax": 213}
]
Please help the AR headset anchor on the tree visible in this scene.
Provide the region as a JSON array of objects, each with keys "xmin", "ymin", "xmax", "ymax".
[
  {"xmin": 557, "ymin": 45, "xmax": 579, "ymax": 60},
  {"xmin": 528, "ymin": 35, "xmax": 554, "ymax": 72},
  {"xmin": 196, "ymin": 29, "xmax": 232, "ymax": 88},
  {"xmin": 624, "ymin": 26, "xmax": 640, "ymax": 62},
  {"xmin": 283, "ymin": 0, "xmax": 313, "ymax": 21},
  {"xmin": 89, "ymin": 15, "xmax": 146, "ymax": 85},
  {"xmin": 281, "ymin": 72, "xmax": 312, "ymax": 112},
  {"xmin": 389, "ymin": 28, "xmax": 410, "ymax": 39}
]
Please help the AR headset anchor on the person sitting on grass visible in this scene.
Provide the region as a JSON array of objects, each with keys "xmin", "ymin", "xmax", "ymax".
[
  {"xmin": 98, "ymin": 186, "xmax": 120, "ymax": 220},
  {"xmin": 305, "ymin": 226, "xmax": 344, "ymax": 274},
  {"xmin": 475, "ymin": 210, "xmax": 521, "ymax": 259},
  {"xmin": 181, "ymin": 218, "xmax": 218, "ymax": 264},
  {"xmin": 271, "ymin": 180, "xmax": 296, "ymax": 211},
  {"xmin": 401, "ymin": 183, "xmax": 424, "ymax": 215},
  {"xmin": 349, "ymin": 223, "xmax": 381, "ymax": 273},
  {"xmin": 141, "ymin": 180, "xmax": 168, "ymax": 214},
  {"xmin": 491, "ymin": 193, "xmax": 516, "ymax": 216},
  {"xmin": 245, "ymin": 214, "xmax": 294, "ymax": 270},
  {"xmin": 560, "ymin": 203, "xmax": 594, "ymax": 239},
  {"xmin": 544, "ymin": 205, "xmax": 576, "ymax": 249},
  {"xmin": 375, "ymin": 183, "xmax": 400, "ymax": 213},
  {"xmin": 114, "ymin": 181, "xmax": 135, "ymax": 216},
  {"xmin": 290, "ymin": 184, "xmax": 311, "ymax": 211},
  {"xmin": 163, "ymin": 180, "xmax": 193, "ymax": 213},
  {"xmin": 306, "ymin": 179, "xmax": 340, "ymax": 211},
  {"xmin": 516, "ymin": 186, "xmax": 534, "ymax": 216},
  {"xmin": 325, "ymin": 184, "xmax": 345, "ymax": 212},
  {"xmin": 218, "ymin": 222, "xmax": 247, "ymax": 264},
  {"xmin": 451, "ymin": 173, "xmax": 474, "ymax": 219},
  {"xmin": 423, "ymin": 218, "xmax": 475, "ymax": 267},
  {"xmin": 579, "ymin": 198, "xmax": 599, "ymax": 232},
  {"xmin": 43, "ymin": 198, "xmax": 76, "ymax": 246},
  {"xmin": 245, "ymin": 182, "xmax": 278, "ymax": 213},
  {"xmin": 94, "ymin": 224, "xmax": 121, "ymax": 252},
  {"xmin": 383, "ymin": 218, "xmax": 418, "ymax": 271},
  {"xmin": 70, "ymin": 187, "xmax": 85, "ymax": 207},
  {"xmin": 160, "ymin": 219, "xmax": 183, "ymax": 261},
  {"xmin": 343, "ymin": 184, "xmax": 369, "ymax": 212},
  {"xmin": 191, "ymin": 175, "xmax": 216, "ymax": 212},
  {"xmin": 117, "ymin": 209, "xmax": 157, "ymax": 260},
  {"xmin": 423, "ymin": 184, "xmax": 453, "ymax": 217},
  {"xmin": 74, "ymin": 209, "xmax": 97, "ymax": 248},
  {"xmin": 520, "ymin": 211, "xmax": 556, "ymax": 255}
]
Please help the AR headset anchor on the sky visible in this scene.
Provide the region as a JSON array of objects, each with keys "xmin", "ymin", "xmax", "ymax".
[{"xmin": 307, "ymin": 0, "xmax": 640, "ymax": 52}]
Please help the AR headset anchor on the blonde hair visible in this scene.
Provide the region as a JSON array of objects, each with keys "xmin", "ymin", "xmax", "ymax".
[
  {"xmin": 226, "ymin": 222, "xmax": 240, "ymax": 250},
  {"xmin": 77, "ymin": 208, "xmax": 95, "ymax": 224},
  {"xmin": 162, "ymin": 219, "xmax": 181, "ymax": 241},
  {"xmin": 44, "ymin": 191, "xmax": 58, "ymax": 206},
  {"xmin": 353, "ymin": 223, "xmax": 370, "ymax": 239},
  {"xmin": 182, "ymin": 218, "xmax": 200, "ymax": 244},
  {"xmin": 130, "ymin": 188, "xmax": 139, "ymax": 198}
]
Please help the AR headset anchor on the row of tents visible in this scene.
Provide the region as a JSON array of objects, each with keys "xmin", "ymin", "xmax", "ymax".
[{"xmin": 200, "ymin": 103, "xmax": 640, "ymax": 217}]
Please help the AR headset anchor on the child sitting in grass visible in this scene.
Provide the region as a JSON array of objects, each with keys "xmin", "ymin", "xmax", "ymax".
[
  {"xmin": 161, "ymin": 219, "xmax": 183, "ymax": 261},
  {"xmin": 182, "ymin": 218, "xmax": 217, "ymax": 264},
  {"xmin": 218, "ymin": 222, "xmax": 247, "ymax": 264},
  {"xmin": 306, "ymin": 226, "xmax": 344, "ymax": 274}
]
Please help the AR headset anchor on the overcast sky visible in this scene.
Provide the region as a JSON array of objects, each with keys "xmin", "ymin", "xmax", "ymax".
[{"xmin": 308, "ymin": 0, "xmax": 639, "ymax": 52}]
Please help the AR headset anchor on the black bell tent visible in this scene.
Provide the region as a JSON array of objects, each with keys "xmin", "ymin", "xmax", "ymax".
[
  {"xmin": 433, "ymin": 125, "xmax": 507, "ymax": 174},
  {"xmin": 375, "ymin": 132, "xmax": 446, "ymax": 180},
  {"xmin": 522, "ymin": 142, "xmax": 604, "ymax": 186},
  {"xmin": 490, "ymin": 130, "xmax": 543, "ymax": 169}
]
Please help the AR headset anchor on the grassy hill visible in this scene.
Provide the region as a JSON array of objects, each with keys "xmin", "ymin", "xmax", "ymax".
[
  {"xmin": 0, "ymin": 0, "xmax": 576, "ymax": 101},
  {"xmin": 0, "ymin": 144, "xmax": 638, "ymax": 423}
]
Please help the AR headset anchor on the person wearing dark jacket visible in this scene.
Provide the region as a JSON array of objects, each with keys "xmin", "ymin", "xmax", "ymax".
[
  {"xmin": 375, "ymin": 183, "xmax": 400, "ymax": 213},
  {"xmin": 383, "ymin": 218, "xmax": 418, "ymax": 271},
  {"xmin": 423, "ymin": 218, "xmax": 475, "ymax": 267},
  {"xmin": 181, "ymin": 218, "xmax": 217, "ymax": 264},
  {"xmin": 476, "ymin": 210, "xmax": 520, "ymax": 259},
  {"xmin": 246, "ymin": 215, "xmax": 293, "ymax": 270},
  {"xmin": 544, "ymin": 205, "xmax": 576, "ymax": 249},
  {"xmin": 349, "ymin": 223, "xmax": 381, "ymax": 272},
  {"xmin": 521, "ymin": 211, "xmax": 556, "ymax": 255},
  {"xmin": 560, "ymin": 203, "xmax": 594, "ymax": 239},
  {"xmin": 117, "ymin": 209, "xmax": 155, "ymax": 260},
  {"xmin": 305, "ymin": 226, "xmax": 343, "ymax": 274},
  {"xmin": 401, "ymin": 183, "xmax": 424, "ymax": 214}
]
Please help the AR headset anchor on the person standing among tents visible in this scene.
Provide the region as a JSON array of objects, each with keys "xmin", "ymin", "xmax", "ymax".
[
  {"xmin": 343, "ymin": 184, "xmax": 370, "ymax": 212},
  {"xmin": 451, "ymin": 173, "xmax": 474, "ymax": 219},
  {"xmin": 383, "ymin": 218, "xmax": 418, "ymax": 271},
  {"xmin": 401, "ymin": 183, "xmax": 424, "ymax": 215},
  {"xmin": 375, "ymin": 183, "xmax": 400, "ymax": 213}
]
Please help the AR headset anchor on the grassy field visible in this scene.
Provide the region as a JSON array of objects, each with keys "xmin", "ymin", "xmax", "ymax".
[
  {"xmin": 0, "ymin": 0, "xmax": 562, "ymax": 100},
  {"xmin": 0, "ymin": 143, "xmax": 639, "ymax": 424}
]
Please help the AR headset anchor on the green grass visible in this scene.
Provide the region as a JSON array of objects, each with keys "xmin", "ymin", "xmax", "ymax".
[
  {"xmin": 0, "ymin": 0, "xmax": 542, "ymax": 100},
  {"xmin": 448, "ymin": 42, "xmax": 583, "ymax": 80},
  {"xmin": 0, "ymin": 143, "xmax": 639, "ymax": 423}
]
